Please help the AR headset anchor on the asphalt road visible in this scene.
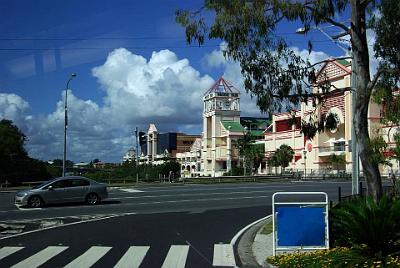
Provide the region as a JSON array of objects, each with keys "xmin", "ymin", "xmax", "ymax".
[{"xmin": 0, "ymin": 181, "xmax": 352, "ymax": 267}]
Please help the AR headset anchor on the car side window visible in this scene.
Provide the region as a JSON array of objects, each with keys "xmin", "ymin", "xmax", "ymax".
[
  {"xmin": 48, "ymin": 180, "xmax": 68, "ymax": 189},
  {"xmin": 70, "ymin": 179, "xmax": 90, "ymax": 187}
]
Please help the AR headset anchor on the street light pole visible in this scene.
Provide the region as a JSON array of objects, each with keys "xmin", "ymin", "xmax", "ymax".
[
  {"xmin": 135, "ymin": 127, "xmax": 139, "ymax": 184},
  {"xmin": 296, "ymin": 26, "xmax": 359, "ymax": 193},
  {"xmin": 303, "ymin": 150, "xmax": 307, "ymax": 180},
  {"xmin": 63, "ymin": 73, "xmax": 77, "ymax": 177}
]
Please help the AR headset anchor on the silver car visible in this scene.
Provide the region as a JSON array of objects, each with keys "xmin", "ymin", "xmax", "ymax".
[{"xmin": 15, "ymin": 176, "xmax": 108, "ymax": 208}]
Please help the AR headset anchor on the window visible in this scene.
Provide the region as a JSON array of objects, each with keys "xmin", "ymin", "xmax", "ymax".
[
  {"xmin": 70, "ymin": 179, "xmax": 90, "ymax": 187},
  {"xmin": 47, "ymin": 180, "xmax": 69, "ymax": 189},
  {"xmin": 275, "ymin": 119, "xmax": 292, "ymax": 132}
]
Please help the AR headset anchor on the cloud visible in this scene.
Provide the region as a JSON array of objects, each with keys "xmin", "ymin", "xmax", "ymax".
[
  {"xmin": 0, "ymin": 93, "xmax": 30, "ymax": 128},
  {"xmin": 92, "ymin": 48, "xmax": 214, "ymax": 126},
  {"xmin": 1, "ymin": 48, "xmax": 215, "ymax": 162}
]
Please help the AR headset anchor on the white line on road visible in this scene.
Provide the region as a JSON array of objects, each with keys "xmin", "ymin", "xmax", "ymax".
[
  {"xmin": 116, "ymin": 188, "xmax": 144, "ymax": 193},
  {"xmin": 0, "ymin": 213, "xmax": 136, "ymax": 241},
  {"xmin": 11, "ymin": 246, "xmax": 68, "ymax": 268},
  {"xmin": 212, "ymin": 244, "xmax": 236, "ymax": 267},
  {"xmin": 114, "ymin": 246, "xmax": 150, "ymax": 268},
  {"xmin": 107, "ymin": 189, "xmax": 285, "ymax": 201},
  {"xmin": 161, "ymin": 245, "xmax": 189, "ymax": 268},
  {"xmin": 63, "ymin": 246, "xmax": 111, "ymax": 268},
  {"xmin": 0, "ymin": 246, "xmax": 24, "ymax": 260}
]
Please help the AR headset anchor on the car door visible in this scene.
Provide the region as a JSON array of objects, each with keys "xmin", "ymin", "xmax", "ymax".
[
  {"xmin": 66, "ymin": 179, "xmax": 90, "ymax": 202},
  {"xmin": 41, "ymin": 180, "xmax": 68, "ymax": 203}
]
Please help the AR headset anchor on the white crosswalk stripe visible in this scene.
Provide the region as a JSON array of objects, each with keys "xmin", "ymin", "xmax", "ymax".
[
  {"xmin": 64, "ymin": 246, "xmax": 112, "ymax": 268},
  {"xmin": 1, "ymin": 243, "xmax": 237, "ymax": 267},
  {"xmin": 114, "ymin": 246, "xmax": 150, "ymax": 268},
  {"xmin": 212, "ymin": 244, "xmax": 236, "ymax": 267},
  {"xmin": 11, "ymin": 246, "xmax": 68, "ymax": 268},
  {"xmin": 0, "ymin": 247, "xmax": 24, "ymax": 261},
  {"xmin": 161, "ymin": 245, "xmax": 189, "ymax": 268}
]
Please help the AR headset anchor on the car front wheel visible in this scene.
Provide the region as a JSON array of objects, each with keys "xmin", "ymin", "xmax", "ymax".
[
  {"xmin": 28, "ymin": 195, "xmax": 43, "ymax": 208},
  {"xmin": 86, "ymin": 193, "xmax": 100, "ymax": 205}
]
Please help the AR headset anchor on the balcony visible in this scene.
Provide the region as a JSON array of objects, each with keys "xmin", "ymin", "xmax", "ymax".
[{"xmin": 319, "ymin": 143, "xmax": 346, "ymax": 156}]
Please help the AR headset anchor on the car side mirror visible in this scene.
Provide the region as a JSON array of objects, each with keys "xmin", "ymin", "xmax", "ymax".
[{"xmin": 48, "ymin": 185, "xmax": 53, "ymax": 190}]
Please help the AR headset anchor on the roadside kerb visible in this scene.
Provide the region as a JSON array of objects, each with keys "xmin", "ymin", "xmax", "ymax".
[{"xmin": 231, "ymin": 214, "xmax": 272, "ymax": 267}]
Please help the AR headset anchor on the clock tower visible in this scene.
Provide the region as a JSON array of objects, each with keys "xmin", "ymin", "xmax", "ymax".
[{"xmin": 202, "ymin": 77, "xmax": 241, "ymax": 176}]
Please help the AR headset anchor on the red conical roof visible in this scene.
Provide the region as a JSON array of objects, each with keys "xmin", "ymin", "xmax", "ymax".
[{"xmin": 203, "ymin": 77, "xmax": 240, "ymax": 96}]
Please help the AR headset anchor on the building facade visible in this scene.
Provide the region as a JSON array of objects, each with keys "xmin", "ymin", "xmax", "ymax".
[
  {"xmin": 264, "ymin": 58, "xmax": 399, "ymax": 175},
  {"xmin": 201, "ymin": 77, "xmax": 245, "ymax": 176}
]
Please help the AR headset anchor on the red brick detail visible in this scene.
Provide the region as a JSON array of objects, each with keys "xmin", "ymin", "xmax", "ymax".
[{"xmin": 320, "ymin": 92, "xmax": 345, "ymax": 118}]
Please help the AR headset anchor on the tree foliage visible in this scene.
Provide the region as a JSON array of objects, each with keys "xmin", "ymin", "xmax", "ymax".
[
  {"xmin": 328, "ymin": 153, "xmax": 346, "ymax": 174},
  {"xmin": 0, "ymin": 119, "xmax": 51, "ymax": 184},
  {"xmin": 176, "ymin": 0, "xmax": 400, "ymax": 200},
  {"xmin": 236, "ymin": 132, "xmax": 265, "ymax": 175},
  {"xmin": 268, "ymin": 144, "xmax": 295, "ymax": 171}
]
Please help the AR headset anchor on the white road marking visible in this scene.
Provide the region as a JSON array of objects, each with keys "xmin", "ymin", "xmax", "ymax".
[
  {"xmin": 119, "ymin": 188, "xmax": 144, "ymax": 193},
  {"xmin": 114, "ymin": 246, "xmax": 149, "ymax": 268},
  {"xmin": 0, "ymin": 213, "xmax": 136, "ymax": 241},
  {"xmin": 64, "ymin": 246, "xmax": 111, "ymax": 268},
  {"xmin": 0, "ymin": 246, "xmax": 24, "ymax": 260},
  {"xmin": 212, "ymin": 244, "xmax": 236, "ymax": 267},
  {"xmin": 11, "ymin": 246, "xmax": 68, "ymax": 268},
  {"xmin": 161, "ymin": 245, "xmax": 189, "ymax": 268}
]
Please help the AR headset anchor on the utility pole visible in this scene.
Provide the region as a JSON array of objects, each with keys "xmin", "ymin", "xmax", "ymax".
[
  {"xmin": 63, "ymin": 73, "xmax": 76, "ymax": 177},
  {"xmin": 351, "ymin": 56, "xmax": 359, "ymax": 195},
  {"xmin": 135, "ymin": 127, "xmax": 139, "ymax": 185}
]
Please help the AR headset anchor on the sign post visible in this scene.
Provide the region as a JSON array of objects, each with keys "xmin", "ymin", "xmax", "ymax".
[{"xmin": 272, "ymin": 192, "xmax": 329, "ymax": 256}]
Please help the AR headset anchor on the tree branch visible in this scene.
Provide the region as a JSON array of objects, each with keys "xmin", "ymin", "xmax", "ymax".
[
  {"xmin": 271, "ymin": 87, "xmax": 352, "ymax": 99},
  {"xmin": 368, "ymin": 66, "xmax": 399, "ymax": 92},
  {"xmin": 305, "ymin": 6, "xmax": 350, "ymax": 33}
]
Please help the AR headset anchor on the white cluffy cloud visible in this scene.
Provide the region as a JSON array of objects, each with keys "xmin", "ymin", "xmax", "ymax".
[{"xmin": 0, "ymin": 48, "xmax": 214, "ymax": 162}]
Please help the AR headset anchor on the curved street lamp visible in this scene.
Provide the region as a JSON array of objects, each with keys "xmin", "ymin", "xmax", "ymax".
[{"xmin": 63, "ymin": 73, "xmax": 77, "ymax": 177}]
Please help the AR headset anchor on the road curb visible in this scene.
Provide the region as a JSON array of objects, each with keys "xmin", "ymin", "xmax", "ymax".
[{"xmin": 232, "ymin": 215, "xmax": 272, "ymax": 267}]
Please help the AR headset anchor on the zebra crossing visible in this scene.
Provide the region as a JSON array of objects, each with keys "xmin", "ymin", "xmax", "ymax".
[{"xmin": 0, "ymin": 243, "xmax": 237, "ymax": 267}]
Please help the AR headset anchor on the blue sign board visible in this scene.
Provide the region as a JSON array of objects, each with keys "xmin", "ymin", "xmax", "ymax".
[{"xmin": 276, "ymin": 206, "xmax": 326, "ymax": 247}]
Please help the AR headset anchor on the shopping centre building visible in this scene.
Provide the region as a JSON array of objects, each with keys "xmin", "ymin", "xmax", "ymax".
[{"xmin": 175, "ymin": 58, "xmax": 399, "ymax": 177}]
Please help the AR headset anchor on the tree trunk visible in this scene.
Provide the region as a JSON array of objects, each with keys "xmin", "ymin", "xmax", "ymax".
[{"xmin": 351, "ymin": 0, "xmax": 383, "ymax": 201}]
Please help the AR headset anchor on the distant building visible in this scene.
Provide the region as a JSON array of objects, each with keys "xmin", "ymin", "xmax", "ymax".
[
  {"xmin": 122, "ymin": 148, "xmax": 136, "ymax": 163},
  {"xmin": 139, "ymin": 124, "xmax": 201, "ymax": 165},
  {"xmin": 176, "ymin": 138, "xmax": 202, "ymax": 177}
]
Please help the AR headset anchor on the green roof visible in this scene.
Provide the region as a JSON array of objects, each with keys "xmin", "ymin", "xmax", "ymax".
[
  {"xmin": 249, "ymin": 130, "xmax": 264, "ymax": 136},
  {"xmin": 222, "ymin": 121, "xmax": 244, "ymax": 132},
  {"xmin": 337, "ymin": 59, "xmax": 351, "ymax": 66}
]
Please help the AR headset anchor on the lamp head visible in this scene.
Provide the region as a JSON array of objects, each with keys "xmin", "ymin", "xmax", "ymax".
[
  {"xmin": 296, "ymin": 26, "xmax": 310, "ymax": 35},
  {"xmin": 71, "ymin": 73, "xmax": 77, "ymax": 78}
]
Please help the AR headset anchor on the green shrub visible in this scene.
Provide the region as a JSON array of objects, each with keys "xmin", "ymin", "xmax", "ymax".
[
  {"xmin": 331, "ymin": 196, "xmax": 400, "ymax": 257},
  {"xmin": 267, "ymin": 247, "xmax": 400, "ymax": 267}
]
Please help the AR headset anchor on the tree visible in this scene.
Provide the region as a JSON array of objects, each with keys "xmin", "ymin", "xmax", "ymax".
[
  {"xmin": 328, "ymin": 153, "xmax": 346, "ymax": 174},
  {"xmin": 177, "ymin": 0, "xmax": 400, "ymax": 201},
  {"xmin": 0, "ymin": 119, "xmax": 51, "ymax": 184},
  {"xmin": 236, "ymin": 132, "xmax": 265, "ymax": 175},
  {"xmin": 268, "ymin": 144, "xmax": 295, "ymax": 173}
]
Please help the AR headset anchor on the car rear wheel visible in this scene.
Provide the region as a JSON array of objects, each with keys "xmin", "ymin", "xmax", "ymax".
[
  {"xmin": 86, "ymin": 193, "xmax": 100, "ymax": 205},
  {"xmin": 28, "ymin": 195, "xmax": 43, "ymax": 208}
]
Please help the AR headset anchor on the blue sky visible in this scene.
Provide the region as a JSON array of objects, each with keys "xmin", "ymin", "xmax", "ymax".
[{"xmin": 0, "ymin": 0, "xmax": 365, "ymax": 163}]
